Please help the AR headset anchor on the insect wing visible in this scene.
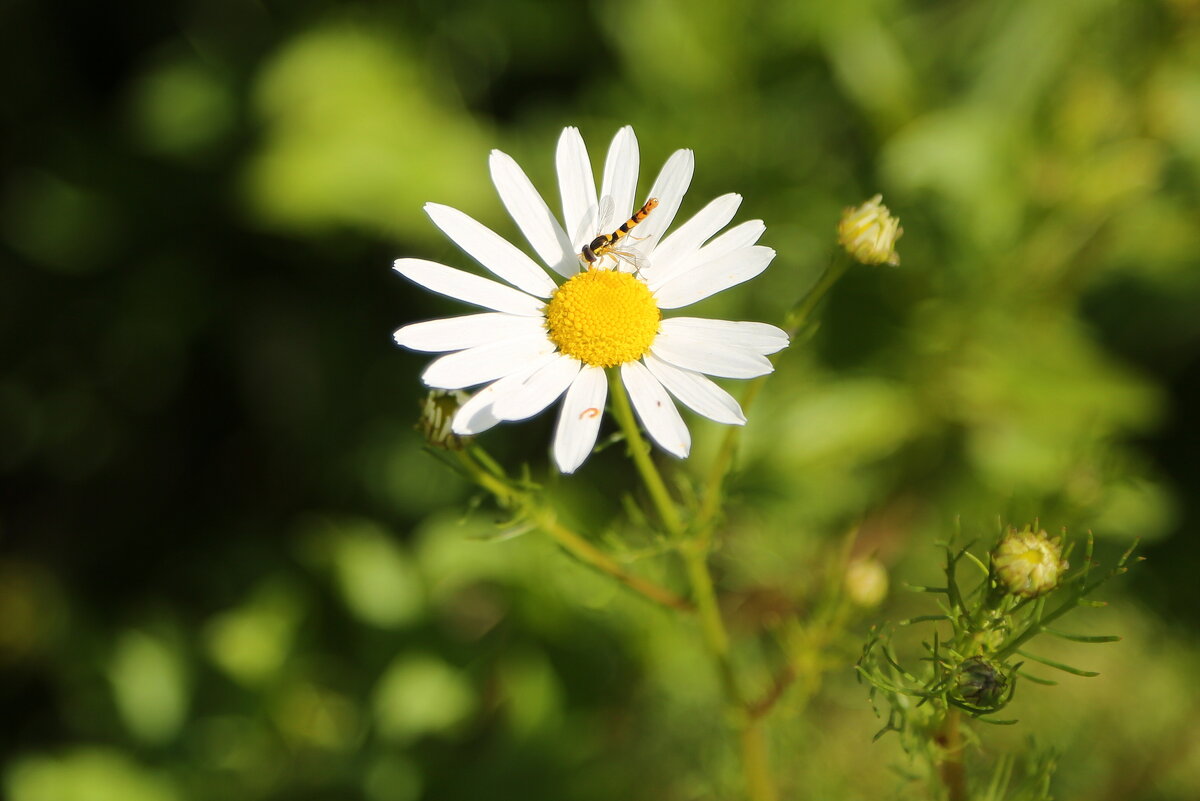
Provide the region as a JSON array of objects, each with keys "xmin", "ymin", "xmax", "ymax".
[
  {"xmin": 609, "ymin": 246, "xmax": 651, "ymax": 274},
  {"xmin": 594, "ymin": 195, "xmax": 616, "ymax": 237},
  {"xmin": 573, "ymin": 195, "xmax": 614, "ymax": 252}
]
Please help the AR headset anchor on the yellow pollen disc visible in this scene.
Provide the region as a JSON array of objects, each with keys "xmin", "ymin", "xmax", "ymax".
[{"xmin": 545, "ymin": 268, "xmax": 661, "ymax": 368}]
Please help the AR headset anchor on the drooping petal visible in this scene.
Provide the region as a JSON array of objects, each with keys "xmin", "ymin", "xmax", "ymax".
[
  {"xmin": 424, "ymin": 203, "xmax": 558, "ymax": 298},
  {"xmin": 393, "ymin": 258, "xmax": 544, "ymax": 316},
  {"xmin": 421, "ymin": 334, "xmax": 557, "ymax": 389},
  {"xmin": 489, "ymin": 149, "xmax": 576, "ymax": 278},
  {"xmin": 600, "ymin": 126, "xmax": 639, "ymax": 222},
  {"xmin": 620, "ymin": 360, "xmax": 690, "ymax": 458},
  {"xmin": 491, "ymin": 354, "xmax": 582, "ymax": 422},
  {"xmin": 553, "ymin": 365, "xmax": 608, "ymax": 474},
  {"xmin": 646, "ymin": 193, "xmax": 742, "ymax": 285},
  {"xmin": 556, "ymin": 127, "xmax": 599, "ymax": 252},
  {"xmin": 650, "ymin": 332, "xmax": 774, "ymax": 379},
  {"xmin": 635, "ymin": 148, "xmax": 694, "ymax": 256},
  {"xmin": 394, "ymin": 313, "xmax": 544, "ymax": 353},
  {"xmin": 451, "ymin": 360, "xmax": 551, "ymax": 435},
  {"xmin": 642, "ymin": 353, "xmax": 746, "ymax": 425},
  {"xmin": 659, "ymin": 317, "xmax": 789, "ymax": 355},
  {"xmin": 652, "ymin": 246, "xmax": 776, "ymax": 309}
]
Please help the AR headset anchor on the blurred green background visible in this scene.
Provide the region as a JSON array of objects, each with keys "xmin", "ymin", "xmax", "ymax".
[{"xmin": 3, "ymin": 0, "xmax": 1200, "ymax": 798}]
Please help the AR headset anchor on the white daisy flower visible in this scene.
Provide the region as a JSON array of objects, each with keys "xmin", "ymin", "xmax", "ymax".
[{"xmin": 393, "ymin": 126, "xmax": 788, "ymax": 474}]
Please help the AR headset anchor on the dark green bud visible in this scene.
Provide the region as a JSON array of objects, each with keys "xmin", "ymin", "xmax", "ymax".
[{"xmin": 952, "ymin": 657, "xmax": 1009, "ymax": 710}]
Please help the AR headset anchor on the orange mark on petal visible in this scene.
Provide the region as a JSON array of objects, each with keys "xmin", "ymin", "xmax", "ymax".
[{"xmin": 579, "ymin": 407, "xmax": 601, "ymax": 420}]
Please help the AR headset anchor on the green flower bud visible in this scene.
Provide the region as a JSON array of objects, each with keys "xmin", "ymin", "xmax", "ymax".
[
  {"xmin": 992, "ymin": 526, "xmax": 1069, "ymax": 599},
  {"xmin": 844, "ymin": 558, "xmax": 888, "ymax": 607},
  {"xmin": 838, "ymin": 194, "xmax": 903, "ymax": 266},
  {"xmin": 417, "ymin": 389, "xmax": 472, "ymax": 450},
  {"xmin": 952, "ymin": 657, "xmax": 1009, "ymax": 711}
]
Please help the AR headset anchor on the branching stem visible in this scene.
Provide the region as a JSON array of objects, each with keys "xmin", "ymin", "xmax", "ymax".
[{"xmin": 456, "ymin": 450, "xmax": 693, "ymax": 612}]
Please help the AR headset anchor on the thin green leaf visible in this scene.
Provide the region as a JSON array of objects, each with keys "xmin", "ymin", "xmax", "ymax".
[
  {"xmin": 1043, "ymin": 628, "xmax": 1120, "ymax": 644},
  {"xmin": 1084, "ymin": 531, "xmax": 1095, "ymax": 580},
  {"xmin": 984, "ymin": 754, "xmax": 1015, "ymax": 801},
  {"xmin": 470, "ymin": 520, "xmax": 536, "ymax": 541},
  {"xmin": 1016, "ymin": 670, "xmax": 1058, "ymax": 686},
  {"xmin": 1015, "ymin": 649, "xmax": 1099, "ymax": 677},
  {"xmin": 963, "ymin": 549, "xmax": 990, "ymax": 577},
  {"xmin": 1118, "ymin": 538, "xmax": 1140, "ymax": 567},
  {"xmin": 946, "ymin": 546, "xmax": 970, "ymax": 613}
]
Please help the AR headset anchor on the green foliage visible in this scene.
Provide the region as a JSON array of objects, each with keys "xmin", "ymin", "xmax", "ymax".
[
  {"xmin": 3, "ymin": 0, "xmax": 1200, "ymax": 799},
  {"xmin": 858, "ymin": 528, "xmax": 1138, "ymax": 796}
]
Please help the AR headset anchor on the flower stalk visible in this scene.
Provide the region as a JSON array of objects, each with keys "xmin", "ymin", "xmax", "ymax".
[
  {"xmin": 696, "ymin": 248, "xmax": 855, "ymax": 539},
  {"xmin": 606, "ymin": 370, "xmax": 687, "ymax": 538},
  {"xmin": 936, "ymin": 707, "xmax": 968, "ymax": 801},
  {"xmin": 610, "ymin": 372, "xmax": 779, "ymax": 801}
]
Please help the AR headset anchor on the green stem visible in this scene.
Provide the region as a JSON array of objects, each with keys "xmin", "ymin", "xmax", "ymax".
[
  {"xmin": 782, "ymin": 250, "xmax": 853, "ymax": 336},
  {"xmin": 456, "ymin": 450, "xmax": 693, "ymax": 612},
  {"xmin": 535, "ymin": 508, "xmax": 695, "ymax": 613},
  {"xmin": 682, "ymin": 546, "xmax": 736, "ymax": 698},
  {"xmin": 608, "ymin": 371, "xmax": 778, "ymax": 801},
  {"xmin": 607, "ymin": 369, "xmax": 686, "ymax": 538},
  {"xmin": 695, "ymin": 250, "xmax": 854, "ymax": 539},
  {"xmin": 740, "ymin": 721, "xmax": 780, "ymax": 801},
  {"xmin": 936, "ymin": 708, "xmax": 968, "ymax": 801},
  {"xmin": 684, "ymin": 544, "xmax": 778, "ymax": 801}
]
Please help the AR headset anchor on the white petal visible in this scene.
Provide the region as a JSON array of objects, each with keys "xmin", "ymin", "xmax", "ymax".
[
  {"xmin": 556, "ymin": 127, "xmax": 599, "ymax": 252},
  {"xmin": 424, "ymin": 203, "xmax": 558, "ymax": 298},
  {"xmin": 451, "ymin": 360, "xmax": 553, "ymax": 435},
  {"xmin": 600, "ymin": 126, "xmax": 639, "ymax": 222},
  {"xmin": 646, "ymin": 193, "xmax": 742, "ymax": 285},
  {"xmin": 635, "ymin": 149, "xmax": 694, "ymax": 256},
  {"xmin": 394, "ymin": 313, "xmax": 544, "ymax": 352},
  {"xmin": 491, "ymin": 354, "xmax": 581, "ymax": 422},
  {"xmin": 421, "ymin": 334, "xmax": 557, "ymax": 389},
  {"xmin": 642, "ymin": 353, "xmax": 746, "ymax": 425},
  {"xmin": 660, "ymin": 317, "xmax": 789, "ymax": 355},
  {"xmin": 650, "ymin": 333, "xmax": 774, "ymax": 379},
  {"xmin": 553, "ymin": 365, "xmax": 608, "ymax": 473},
  {"xmin": 452, "ymin": 387, "xmax": 503, "ymax": 435},
  {"xmin": 697, "ymin": 219, "xmax": 765, "ymax": 261},
  {"xmin": 393, "ymin": 258, "xmax": 544, "ymax": 316},
  {"xmin": 489, "ymin": 149, "xmax": 577, "ymax": 278},
  {"xmin": 652, "ymin": 246, "xmax": 776, "ymax": 309},
  {"xmin": 620, "ymin": 360, "xmax": 690, "ymax": 458}
]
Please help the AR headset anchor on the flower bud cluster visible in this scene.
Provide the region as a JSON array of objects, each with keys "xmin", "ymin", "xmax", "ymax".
[{"xmin": 857, "ymin": 523, "xmax": 1133, "ymax": 745}]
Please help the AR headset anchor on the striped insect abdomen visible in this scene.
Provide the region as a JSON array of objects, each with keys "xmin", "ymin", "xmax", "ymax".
[{"xmin": 606, "ymin": 198, "xmax": 659, "ymax": 249}]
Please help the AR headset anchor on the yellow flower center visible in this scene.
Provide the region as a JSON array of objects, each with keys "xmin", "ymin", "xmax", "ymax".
[
  {"xmin": 1016, "ymin": 548, "xmax": 1045, "ymax": 565},
  {"xmin": 544, "ymin": 268, "xmax": 660, "ymax": 368}
]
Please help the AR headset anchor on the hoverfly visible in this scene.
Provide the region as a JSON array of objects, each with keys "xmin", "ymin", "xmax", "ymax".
[{"xmin": 577, "ymin": 196, "xmax": 659, "ymax": 274}]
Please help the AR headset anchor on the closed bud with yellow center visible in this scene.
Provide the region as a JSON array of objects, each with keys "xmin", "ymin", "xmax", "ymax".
[
  {"xmin": 418, "ymin": 389, "xmax": 472, "ymax": 450},
  {"xmin": 992, "ymin": 525, "xmax": 1069, "ymax": 598},
  {"xmin": 838, "ymin": 194, "xmax": 902, "ymax": 266}
]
